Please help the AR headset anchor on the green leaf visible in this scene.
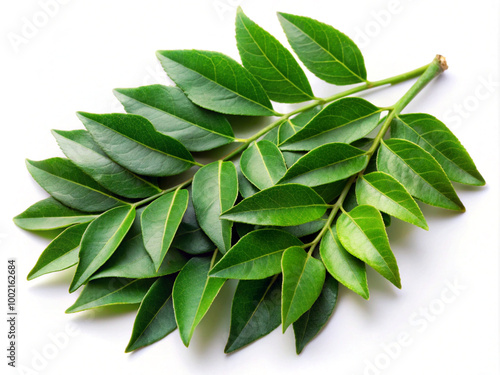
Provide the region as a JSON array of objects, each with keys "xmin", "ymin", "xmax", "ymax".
[
  {"xmin": 156, "ymin": 50, "xmax": 275, "ymax": 116},
  {"xmin": 279, "ymin": 215, "xmax": 327, "ymax": 238},
  {"xmin": 77, "ymin": 112, "xmax": 197, "ymax": 177},
  {"xmin": 262, "ymin": 126, "xmax": 279, "ymax": 144},
  {"xmin": 225, "ymin": 276, "xmax": 282, "ymax": 353},
  {"xmin": 210, "ymin": 229, "xmax": 302, "ymax": 279},
  {"xmin": 312, "ymin": 180, "xmax": 347, "ymax": 204},
  {"xmin": 14, "ymin": 198, "xmax": 97, "ymax": 231},
  {"xmin": 66, "ymin": 278, "xmax": 154, "ymax": 313},
  {"xmin": 277, "ymin": 12, "xmax": 367, "ymax": 85},
  {"xmin": 391, "ymin": 114, "xmax": 485, "ymax": 186},
  {"xmin": 70, "ymin": 205, "xmax": 136, "ymax": 292},
  {"xmin": 89, "ymin": 234, "xmax": 187, "ymax": 280},
  {"xmin": 26, "ymin": 158, "xmax": 124, "ymax": 212},
  {"xmin": 282, "ymin": 151, "xmax": 304, "ymax": 168},
  {"xmin": 319, "ymin": 226, "xmax": 368, "ymax": 299},
  {"xmin": 279, "ymin": 143, "xmax": 368, "ymax": 186},
  {"xmin": 237, "ymin": 165, "xmax": 259, "ymax": 198},
  {"xmin": 52, "ymin": 129, "xmax": 161, "ymax": 199},
  {"xmin": 278, "ymin": 106, "xmax": 322, "ymax": 145},
  {"xmin": 336, "ymin": 205, "xmax": 401, "ymax": 288},
  {"xmin": 221, "ymin": 184, "xmax": 327, "ymax": 226},
  {"xmin": 126, "ymin": 276, "xmax": 177, "ymax": 352},
  {"xmin": 377, "ymin": 139, "xmax": 465, "ymax": 211},
  {"xmin": 113, "ymin": 85, "xmax": 235, "ymax": 152},
  {"xmin": 356, "ymin": 172, "xmax": 428, "ymax": 230},
  {"xmin": 173, "ymin": 257, "xmax": 225, "ymax": 346},
  {"xmin": 27, "ymin": 222, "xmax": 90, "ymax": 280},
  {"xmin": 281, "ymin": 246, "xmax": 326, "ymax": 332},
  {"xmin": 141, "ymin": 189, "xmax": 189, "ymax": 270},
  {"xmin": 193, "ymin": 161, "xmax": 238, "ymax": 254},
  {"xmin": 279, "ymin": 98, "xmax": 382, "ymax": 151},
  {"xmin": 235, "ymin": 8, "xmax": 314, "ymax": 103},
  {"xmin": 240, "ymin": 140, "xmax": 287, "ymax": 190},
  {"xmin": 293, "ymin": 274, "xmax": 338, "ymax": 354}
]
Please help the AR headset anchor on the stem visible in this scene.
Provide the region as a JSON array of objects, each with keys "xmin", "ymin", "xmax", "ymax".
[{"xmin": 132, "ymin": 60, "xmax": 440, "ymax": 209}]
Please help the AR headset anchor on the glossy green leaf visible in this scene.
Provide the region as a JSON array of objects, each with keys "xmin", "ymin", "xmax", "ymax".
[
  {"xmin": 193, "ymin": 161, "xmax": 238, "ymax": 254},
  {"xmin": 156, "ymin": 50, "xmax": 275, "ymax": 116},
  {"xmin": 279, "ymin": 143, "xmax": 368, "ymax": 187},
  {"xmin": 279, "ymin": 98, "xmax": 382, "ymax": 151},
  {"xmin": 77, "ymin": 112, "xmax": 197, "ymax": 177},
  {"xmin": 221, "ymin": 184, "xmax": 327, "ymax": 226},
  {"xmin": 281, "ymin": 246, "xmax": 326, "ymax": 332},
  {"xmin": 225, "ymin": 276, "xmax": 282, "ymax": 353},
  {"xmin": 391, "ymin": 114, "xmax": 485, "ymax": 186},
  {"xmin": 26, "ymin": 158, "xmax": 124, "ymax": 213},
  {"xmin": 113, "ymin": 85, "xmax": 235, "ymax": 151},
  {"xmin": 141, "ymin": 189, "xmax": 189, "ymax": 270},
  {"xmin": 293, "ymin": 274, "xmax": 338, "ymax": 354},
  {"xmin": 52, "ymin": 129, "xmax": 161, "ymax": 198},
  {"xmin": 377, "ymin": 139, "xmax": 464, "ymax": 211},
  {"xmin": 236, "ymin": 8, "xmax": 314, "ymax": 103},
  {"xmin": 66, "ymin": 278, "xmax": 154, "ymax": 313},
  {"xmin": 356, "ymin": 172, "xmax": 428, "ymax": 230},
  {"xmin": 27, "ymin": 222, "xmax": 90, "ymax": 280},
  {"xmin": 237, "ymin": 166, "xmax": 259, "ymax": 198},
  {"xmin": 14, "ymin": 197, "xmax": 97, "ymax": 231},
  {"xmin": 126, "ymin": 276, "xmax": 177, "ymax": 352},
  {"xmin": 70, "ymin": 205, "xmax": 136, "ymax": 292},
  {"xmin": 210, "ymin": 229, "xmax": 302, "ymax": 279},
  {"xmin": 278, "ymin": 106, "xmax": 322, "ymax": 145},
  {"xmin": 90, "ymin": 234, "xmax": 187, "ymax": 280},
  {"xmin": 320, "ymin": 226, "xmax": 368, "ymax": 299},
  {"xmin": 173, "ymin": 257, "xmax": 225, "ymax": 346},
  {"xmin": 278, "ymin": 12, "xmax": 367, "ymax": 85},
  {"xmin": 337, "ymin": 205, "xmax": 401, "ymax": 288},
  {"xmin": 240, "ymin": 140, "xmax": 287, "ymax": 190}
]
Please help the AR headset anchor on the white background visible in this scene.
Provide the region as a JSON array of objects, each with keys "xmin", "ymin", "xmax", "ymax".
[{"xmin": 1, "ymin": 0, "xmax": 499, "ymax": 374}]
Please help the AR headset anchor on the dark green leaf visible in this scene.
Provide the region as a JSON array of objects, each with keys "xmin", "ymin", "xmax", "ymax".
[
  {"xmin": 377, "ymin": 139, "xmax": 465, "ymax": 211},
  {"xmin": 279, "ymin": 215, "xmax": 327, "ymax": 238},
  {"xmin": 113, "ymin": 85, "xmax": 235, "ymax": 151},
  {"xmin": 77, "ymin": 112, "xmax": 197, "ymax": 177},
  {"xmin": 278, "ymin": 12, "xmax": 367, "ymax": 85},
  {"xmin": 210, "ymin": 229, "xmax": 302, "ymax": 279},
  {"xmin": 156, "ymin": 50, "xmax": 275, "ymax": 116},
  {"xmin": 336, "ymin": 205, "xmax": 401, "ymax": 288},
  {"xmin": 126, "ymin": 276, "xmax": 177, "ymax": 352},
  {"xmin": 282, "ymin": 151, "xmax": 304, "ymax": 168},
  {"xmin": 26, "ymin": 158, "xmax": 124, "ymax": 212},
  {"xmin": 237, "ymin": 165, "xmax": 259, "ymax": 198},
  {"xmin": 236, "ymin": 8, "xmax": 314, "ymax": 103},
  {"xmin": 312, "ymin": 180, "xmax": 347, "ymax": 204}
]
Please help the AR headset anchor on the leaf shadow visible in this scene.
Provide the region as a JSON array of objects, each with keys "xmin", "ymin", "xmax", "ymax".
[{"xmin": 29, "ymin": 267, "xmax": 75, "ymax": 289}]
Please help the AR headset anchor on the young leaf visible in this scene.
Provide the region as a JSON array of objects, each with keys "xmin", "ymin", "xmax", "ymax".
[
  {"xmin": 221, "ymin": 184, "xmax": 327, "ymax": 226},
  {"xmin": 279, "ymin": 143, "xmax": 369, "ymax": 187},
  {"xmin": 173, "ymin": 257, "xmax": 225, "ymax": 346},
  {"xmin": 236, "ymin": 8, "xmax": 314, "ymax": 103},
  {"xmin": 377, "ymin": 139, "xmax": 465, "ymax": 211},
  {"xmin": 240, "ymin": 140, "xmax": 287, "ymax": 190},
  {"xmin": 336, "ymin": 205, "xmax": 401, "ymax": 288},
  {"xmin": 278, "ymin": 106, "xmax": 322, "ymax": 144},
  {"xmin": 27, "ymin": 222, "xmax": 90, "ymax": 280},
  {"xmin": 356, "ymin": 172, "xmax": 428, "ymax": 230},
  {"xmin": 156, "ymin": 50, "xmax": 275, "ymax": 116},
  {"xmin": 279, "ymin": 98, "xmax": 382, "ymax": 151},
  {"xmin": 126, "ymin": 276, "xmax": 177, "ymax": 352},
  {"xmin": 141, "ymin": 189, "xmax": 189, "ymax": 270},
  {"xmin": 193, "ymin": 161, "xmax": 238, "ymax": 254},
  {"xmin": 225, "ymin": 276, "xmax": 282, "ymax": 353},
  {"xmin": 77, "ymin": 112, "xmax": 197, "ymax": 177},
  {"xmin": 14, "ymin": 197, "xmax": 97, "ymax": 231},
  {"xmin": 66, "ymin": 278, "xmax": 154, "ymax": 313},
  {"xmin": 391, "ymin": 114, "xmax": 485, "ymax": 186},
  {"xmin": 281, "ymin": 246, "xmax": 326, "ymax": 332},
  {"xmin": 319, "ymin": 226, "xmax": 369, "ymax": 299},
  {"xmin": 277, "ymin": 12, "xmax": 367, "ymax": 85},
  {"xmin": 293, "ymin": 274, "xmax": 338, "ymax": 354},
  {"xmin": 70, "ymin": 205, "xmax": 136, "ymax": 292},
  {"xmin": 210, "ymin": 229, "xmax": 303, "ymax": 279},
  {"xmin": 52, "ymin": 129, "xmax": 161, "ymax": 198},
  {"xmin": 90, "ymin": 235, "xmax": 187, "ymax": 280},
  {"xmin": 26, "ymin": 158, "xmax": 124, "ymax": 212},
  {"xmin": 113, "ymin": 85, "xmax": 235, "ymax": 152}
]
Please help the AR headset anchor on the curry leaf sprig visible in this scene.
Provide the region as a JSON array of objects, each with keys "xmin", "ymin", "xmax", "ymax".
[{"xmin": 15, "ymin": 8, "xmax": 484, "ymax": 355}]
